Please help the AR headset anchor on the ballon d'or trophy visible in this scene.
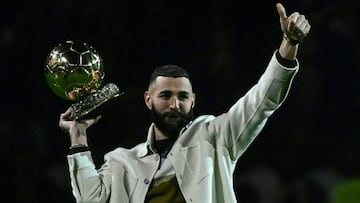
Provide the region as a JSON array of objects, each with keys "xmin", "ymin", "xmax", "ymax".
[{"xmin": 44, "ymin": 40, "xmax": 123, "ymax": 120}]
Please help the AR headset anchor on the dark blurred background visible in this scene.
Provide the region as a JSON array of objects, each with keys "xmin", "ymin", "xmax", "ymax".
[{"xmin": 1, "ymin": 0, "xmax": 359, "ymax": 202}]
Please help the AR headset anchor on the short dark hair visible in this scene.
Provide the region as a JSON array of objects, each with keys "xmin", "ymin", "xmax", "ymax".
[{"xmin": 148, "ymin": 64, "xmax": 191, "ymax": 87}]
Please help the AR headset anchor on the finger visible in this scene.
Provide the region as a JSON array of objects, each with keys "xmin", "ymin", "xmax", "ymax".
[
  {"xmin": 83, "ymin": 115, "xmax": 102, "ymax": 127},
  {"xmin": 298, "ymin": 19, "xmax": 309, "ymax": 32},
  {"xmin": 304, "ymin": 24, "xmax": 311, "ymax": 35},
  {"xmin": 94, "ymin": 115, "xmax": 102, "ymax": 124},
  {"xmin": 295, "ymin": 15, "xmax": 305, "ymax": 28},
  {"xmin": 276, "ymin": 3, "xmax": 287, "ymax": 20},
  {"xmin": 287, "ymin": 12, "xmax": 300, "ymax": 32},
  {"xmin": 60, "ymin": 107, "xmax": 73, "ymax": 120},
  {"xmin": 288, "ymin": 12, "xmax": 300, "ymax": 24},
  {"xmin": 59, "ymin": 118, "xmax": 71, "ymax": 132},
  {"xmin": 59, "ymin": 112, "xmax": 69, "ymax": 127}
]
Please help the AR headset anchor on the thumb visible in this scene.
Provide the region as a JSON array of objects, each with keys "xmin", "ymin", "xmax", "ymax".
[{"xmin": 276, "ymin": 3, "xmax": 287, "ymax": 20}]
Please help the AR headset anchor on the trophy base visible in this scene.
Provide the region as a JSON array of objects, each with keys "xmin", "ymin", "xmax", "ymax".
[{"xmin": 68, "ymin": 83, "xmax": 123, "ymax": 120}]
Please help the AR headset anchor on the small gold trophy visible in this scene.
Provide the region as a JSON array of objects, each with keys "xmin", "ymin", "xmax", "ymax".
[{"xmin": 44, "ymin": 40, "xmax": 122, "ymax": 120}]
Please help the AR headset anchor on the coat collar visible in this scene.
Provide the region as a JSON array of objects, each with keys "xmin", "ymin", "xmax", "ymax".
[
  {"xmin": 137, "ymin": 123, "xmax": 156, "ymax": 158},
  {"xmin": 136, "ymin": 116, "xmax": 207, "ymax": 158},
  {"xmin": 137, "ymin": 122, "xmax": 190, "ymax": 158}
]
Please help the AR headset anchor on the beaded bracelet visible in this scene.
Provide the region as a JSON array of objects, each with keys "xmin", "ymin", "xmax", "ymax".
[
  {"xmin": 283, "ymin": 33, "xmax": 301, "ymax": 45},
  {"xmin": 69, "ymin": 144, "xmax": 88, "ymax": 149}
]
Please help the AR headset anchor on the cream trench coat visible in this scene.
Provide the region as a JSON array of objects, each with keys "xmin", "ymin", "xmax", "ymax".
[{"xmin": 67, "ymin": 51, "xmax": 299, "ymax": 203}]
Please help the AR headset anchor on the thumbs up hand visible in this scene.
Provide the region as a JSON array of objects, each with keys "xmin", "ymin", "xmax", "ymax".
[{"xmin": 276, "ymin": 3, "xmax": 311, "ymax": 45}]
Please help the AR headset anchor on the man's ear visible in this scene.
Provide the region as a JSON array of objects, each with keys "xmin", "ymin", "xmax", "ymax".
[
  {"xmin": 191, "ymin": 93, "xmax": 196, "ymax": 108},
  {"xmin": 144, "ymin": 91, "xmax": 152, "ymax": 109}
]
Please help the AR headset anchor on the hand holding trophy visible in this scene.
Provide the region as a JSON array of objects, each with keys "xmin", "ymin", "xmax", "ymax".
[{"xmin": 44, "ymin": 40, "xmax": 123, "ymax": 120}]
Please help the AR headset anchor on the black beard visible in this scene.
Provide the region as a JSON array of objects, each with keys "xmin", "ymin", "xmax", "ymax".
[{"xmin": 150, "ymin": 107, "xmax": 194, "ymax": 139}]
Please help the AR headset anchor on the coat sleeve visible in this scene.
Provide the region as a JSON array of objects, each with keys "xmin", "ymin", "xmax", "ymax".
[
  {"xmin": 67, "ymin": 151, "xmax": 112, "ymax": 203},
  {"xmin": 206, "ymin": 50, "xmax": 299, "ymax": 161}
]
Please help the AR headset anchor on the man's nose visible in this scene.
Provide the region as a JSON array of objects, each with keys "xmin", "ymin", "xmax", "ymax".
[{"xmin": 169, "ymin": 97, "xmax": 180, "ymax": 109}]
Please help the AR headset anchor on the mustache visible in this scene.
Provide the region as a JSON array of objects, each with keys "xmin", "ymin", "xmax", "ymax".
[{"xmin": 163, "ymin": 110, "xmax": 185, "ymax": 118}]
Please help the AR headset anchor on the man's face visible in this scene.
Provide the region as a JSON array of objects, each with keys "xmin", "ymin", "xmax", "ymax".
[{"xmin": 145, "ymin": 76, "xmax": 195, "ymax": 139}]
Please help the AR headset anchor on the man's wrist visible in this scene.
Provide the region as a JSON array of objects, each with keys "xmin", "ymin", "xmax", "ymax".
[
  {"xmin": 276, "ymin": 50, "xmax": 297, "ymax": 68},
  {"xmin": 69, "ymin": 143, "xmax": 88, "ymax": 149},
  {"xmin": 283, "ymin": 33, "xmax": 301, "ymax": 45},
  {"xmin": 279, "ymin": 36, "xmax": 298, "ymax": 60},
  {"xmin": 68, "ymin": 144, "xmax": 90, "ymax": 155}
]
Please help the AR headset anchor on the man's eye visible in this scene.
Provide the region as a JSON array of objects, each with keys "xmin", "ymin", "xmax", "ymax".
[
  {"xmin": 179, "ymin": 95, "xmax": 189, "ymax": 100},
  {"xmin": 160, "ymin": 94, "xmax": 171, "ymax": 99}
]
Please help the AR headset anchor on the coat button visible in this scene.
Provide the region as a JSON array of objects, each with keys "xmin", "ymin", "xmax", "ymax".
[{"xmin": 144, "ymin": 179, "xmax": 150, "ymax": 185}]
